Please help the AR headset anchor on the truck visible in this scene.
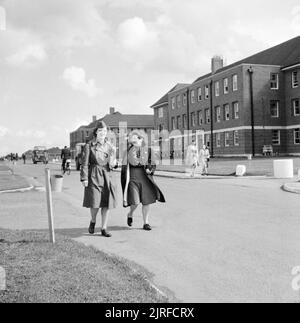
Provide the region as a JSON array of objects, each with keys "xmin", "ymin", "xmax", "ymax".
[
  {"xmin": 32, "ymin": 146, "xmax": 49, "ymax": 164},
  {"xmin": 75, "ymin": 143, "xmax": 85, "ymax": 171}
]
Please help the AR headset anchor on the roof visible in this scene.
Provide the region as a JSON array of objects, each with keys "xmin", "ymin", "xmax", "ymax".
[
  {"xmin": 150, "ymin": 83, "xmax": 190, "ymax": 108},
  {"xmin": 193, "ymin": 36, "xmax": 300, "ymax": 83},
  {"xmin": 89, "ymin": 112, "xmax": 154, "ymax": 128}
]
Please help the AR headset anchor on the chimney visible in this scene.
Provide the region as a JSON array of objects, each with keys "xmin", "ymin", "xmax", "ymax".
[
  {"xmin": 109, "ymin": 107, "xmax": 115, "ymax": 115},
  {"xmin": 211, "ymin": 56, "xmax": 224, "ymax": 74},
  {"xmin": 92, "ymin": 115, "xmax": 97, "ymax": 122}
]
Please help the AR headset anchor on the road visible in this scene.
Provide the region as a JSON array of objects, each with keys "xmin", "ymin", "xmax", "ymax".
[{"xmin": 1, "ymin": 161, "xmax": 300, "ymax": 303}]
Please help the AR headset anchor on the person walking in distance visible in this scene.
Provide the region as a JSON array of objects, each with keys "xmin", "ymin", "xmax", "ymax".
[
  {"xmin": 61, "ymin": 146, "xmax": 71, "ymax": 173},
  {"xmin": 199, "ymin": 144, "xmax": 210, "ymax": 176},
  {"xmin": 81, "ymin": 121, "xmax": 118, "ymax": 238},
  {"xmin": 22, "ymin": 153, "xmax": 26, "ymax": 164},
  {"xmin": 186, "ymin": 140, "xmax": 200, "ymax": 178},
  {"xmin": 121, "ymin": 130, "xmax": 165, "ymax": 231}
]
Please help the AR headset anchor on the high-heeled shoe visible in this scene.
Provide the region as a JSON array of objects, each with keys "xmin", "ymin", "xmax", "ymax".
[
  {"xmin": 101, "ymin": 229, "xmax": 112, "ymax": 238},
  {"xmin": 88, "ymin": 222, "xmax": 96, "ymax": 235},
  {"xmin": 127, "ymin": 216, "xmax": 133, "ymax": 227}
]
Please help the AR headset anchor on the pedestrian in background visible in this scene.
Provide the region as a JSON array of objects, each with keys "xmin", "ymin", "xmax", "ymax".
[
  {"xmin": 81, "ymin": 121, "xmax": 118, "ymax": 238},
  {"xmin": 186, "ymin": 140, "xmax": 200, "ymax": 178},
  {"xmin": 121, "ymin": 130, "xmax": 165, "ymax": 231},
  {"xmin": 199, "ymin": 145, "xmax": 210, "ymax": 176},
  {"xmin": 22, "ymin": 153, "xmax": 26, "ymax": 164}
]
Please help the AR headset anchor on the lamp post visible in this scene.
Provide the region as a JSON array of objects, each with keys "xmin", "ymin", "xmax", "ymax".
[{"xmin": 248, "ymin": 66, "xmax": 255, "ymax": 157}]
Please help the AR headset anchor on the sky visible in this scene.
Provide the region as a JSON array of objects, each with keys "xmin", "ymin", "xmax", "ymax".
[{"xmin": 0, "ymin": 0, "xmax": 300, "ymax": 155}]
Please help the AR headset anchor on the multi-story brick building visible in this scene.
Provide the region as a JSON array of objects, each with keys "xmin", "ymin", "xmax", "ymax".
[
  {"xmin": 151, "ymin": 36, "xmax": 300, "ymax": 157},
  {"xmin": 70, "ymin": 107, "xmax": 154, "ymax": 158}
]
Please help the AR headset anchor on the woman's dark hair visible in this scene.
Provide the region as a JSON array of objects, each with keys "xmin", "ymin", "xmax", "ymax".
[{"xmin": 93, "ymin": 121, "xmax": 108, "ymax": 137}]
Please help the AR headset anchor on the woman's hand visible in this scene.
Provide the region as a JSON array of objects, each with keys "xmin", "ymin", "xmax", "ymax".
[
  {"xmin": 145, "ymin": 169, "xmax": 152, "ymax": 175},
  {"xmin": 82, "ymin": 180, "xmax": 88, "ymax": 188}
]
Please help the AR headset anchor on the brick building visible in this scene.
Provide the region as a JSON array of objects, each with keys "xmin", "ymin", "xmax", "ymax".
[
  {"xmin": 151, "ymin": 36, "xmax": 300, "ymax": 157},
  {"xmin": 70, "ymin": 107, "xmax": 154, "ymax": 158}
]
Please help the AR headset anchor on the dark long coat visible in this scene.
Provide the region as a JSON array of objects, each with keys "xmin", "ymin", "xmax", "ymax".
[{"xmin": 121, "ymin": 145, "xmax": 166, "ymax": 208}]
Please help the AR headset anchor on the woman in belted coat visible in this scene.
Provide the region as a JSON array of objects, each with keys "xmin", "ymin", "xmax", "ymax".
[
  {"xmin": 121, "ymin": 130, "xmax": 165, "ymax": 231},
  {"xmin": 81, "ymin": 121, "xmax": 117, "ymax": 238}
]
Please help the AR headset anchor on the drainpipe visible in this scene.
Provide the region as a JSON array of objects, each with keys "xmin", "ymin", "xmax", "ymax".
[
  {"xmin": 248, "ymin": 66, "xmax": 255, "ymax": 157},
  {"xmin": 209, "ymin": 80, "xmax": 214, "ymax": 157},
  {"xmin": 186, "ymin": 88, "xmax": 190, "ymax": 148},
  {"xmin": 186, "ymin": 88, "xmax": 190, "ymax": 131}
]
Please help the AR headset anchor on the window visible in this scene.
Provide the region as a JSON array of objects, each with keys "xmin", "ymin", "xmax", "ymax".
[
  {"xmin": 171, "ymin": 117, "xmax": 176, "ymax": 130},
  {"xmin": 270, "ymin": 73, "xmax": 279, "ymax": 90},
  {"xmin": 215, "ymin": 106, "xmax": 221, "ymax": 123},
  {"xmin": 270, "ymin": 101, "xmax": 279, "ymax": 118},
  {"xmin": 198, "ymin": 111, "xmax": 203, "ymax": 125},
  {"xmin": 205, "ymin": 85, "xmax": 209, "ymax": 99},
  {"xmin": 294, "ymin": 129, "xmax": 300, "ymax": 144},
  {"xmin": 198, "ymin": 88, "xmax": 202, "ymax": 101},
  {"xmin": 171, "ymin": 97, "xmax": 176, "ymax": 110},
  {"xmin": 225, "ymin": 132, "xmax": 230, "ymax": 147},
  {"xmin": 177, "ymin": 95, "xmax": 182, "ymax": 108},
  {"xmin": 292, "ymin": 71, "xmax": 299, "ymax": 88},
  {"xmin": 233, "ymin": 102, "xmax": 239, "ymax": 119},
  {"xmin": 158, "ymin": 107, "xmax": 164, "ymax": 118},
  {"xmin": 191, "ymin": 112, "xmax": 196, "ymax": 127},
  {"xmin": 183, "ymin": 93, "xmax": 187, "ymax": 106},
  {"xmin": 232, "ymin": 74, "xmax": 238, "ymax": 91},
  {"xmin": 215, "ymin": 81, "xmax": 220, "ymax": 97},
  {"xmin": 177, "ymin": 116, "xmax": 181, "ymax": 129},
  {"xmin": 223, "ymin": 78, "xmax": 229, "ymax": 94},
  {"xmin": 205, "ymin": 109, "xmax": 210, "ymax": 124},
  {"xmin": 292, "ymin": 99, "xmax": 300, "ymax": 116},
  {"xmin": 272, "ymin": 130, "xmax": 280, "ymax": 145},
  {"xmin": 234, "ymin": 131, "xmax": 239, "ymax": 146},
  {"xmin": 191, "ymin": 90, "xmax": 196, "ymax": 104},
  {"xmin": 216, "ymin": 133, "xmax": 221, "ymax": 148},
  {"xmin": 183, "ymin": 114, "xmax": 187, "ymax": 129},
  {"xmin": 224, "ymin": 104, "xmax": 230, "ymax": 121}
]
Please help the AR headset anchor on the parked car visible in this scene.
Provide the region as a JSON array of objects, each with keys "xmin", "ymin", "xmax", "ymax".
[{"xmin": 32, "ymin": 146, "xmax": 49, "ymax": 164}]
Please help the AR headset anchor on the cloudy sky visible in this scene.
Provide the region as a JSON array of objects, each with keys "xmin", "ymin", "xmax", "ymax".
[{"xmin": 0, "ymin": 0, "xmax": 300, "ymax": 155}]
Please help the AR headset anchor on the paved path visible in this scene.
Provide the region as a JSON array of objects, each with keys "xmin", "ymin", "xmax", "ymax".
[{"xmin": 1, "ymin": 162, "xmax": 300, "ymax": 302}]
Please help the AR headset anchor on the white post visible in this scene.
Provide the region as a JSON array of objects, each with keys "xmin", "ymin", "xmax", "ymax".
[{"xmin": 45, "ymin": 168, "xmax": 55, "ymax": 244}]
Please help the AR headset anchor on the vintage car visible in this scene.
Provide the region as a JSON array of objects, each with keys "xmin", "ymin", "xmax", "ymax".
[{"xmin": 32, "ymin": 146, "xmax": 49, "ymax": 164}]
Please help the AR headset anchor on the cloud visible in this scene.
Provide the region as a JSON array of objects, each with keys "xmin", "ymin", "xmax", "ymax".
[
  {"xmin": 0, "ymin": 126, "xmax": 9, "ymax": 137},
  {"xmin": 63, "ymin": 66, "xmax": 101, "ymax": 98},
  {"xmin": 118, "ymin": 17, "xmax": 159, "ymax": 52},
  {"xmin": 6, "ymin": 44, "xmax": 47, "ymax": 67},
  {"xmin": 16, "ymin": 130, "xmax": 46, "ymax": 139}
]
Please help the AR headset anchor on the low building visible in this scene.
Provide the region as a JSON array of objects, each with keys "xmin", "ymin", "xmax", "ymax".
[
  {"xmin": 151, "ymin": 36, "xmax": 300, "ymax": 157},
  {"xmin": 70, "ymin": 107, "xmax": 154, "ymax": 158}
]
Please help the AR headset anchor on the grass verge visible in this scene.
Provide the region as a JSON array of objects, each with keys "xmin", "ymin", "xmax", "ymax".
[
  {"xmin": 0, "ymin": 174, "xmax": 30, "ymax": 192},
  {"xmin": 0, "ymin": 228, "xmax": 168, "ymax": 303}
]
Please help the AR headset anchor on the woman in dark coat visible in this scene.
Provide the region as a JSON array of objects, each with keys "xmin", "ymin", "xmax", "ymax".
[
  {"xmin": 121, "ymin": 130, "xmax": 165, "ymax": 231},
  {"xmin": 81, "ymin": 121, "xmax": 117, "ymax": 238}
]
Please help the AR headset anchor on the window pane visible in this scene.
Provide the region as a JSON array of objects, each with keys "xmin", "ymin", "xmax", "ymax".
[{"xmin": 272, "ymin": 130, "xmax": 280, "ymax": 145}]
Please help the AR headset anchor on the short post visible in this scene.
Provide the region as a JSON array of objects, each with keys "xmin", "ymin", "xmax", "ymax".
[{"xmin": 45, "ymin": 168, "xmax": 55, "ymax": 244}]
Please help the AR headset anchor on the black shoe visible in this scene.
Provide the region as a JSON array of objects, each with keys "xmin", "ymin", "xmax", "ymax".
[
  {"xmin": 89, "ymin": 222, "xmax": 96, "ymax": 234},
  {"xmin": 143, "ymin": 224, "xmax": 152, "ymax": 231},
  {"xmin": 127, "ymin": 216, "xmax": 133, "ymax": 227},
  {"xmin": 101, "ymin": 229, "xmax": 112, "ymax": 238}
]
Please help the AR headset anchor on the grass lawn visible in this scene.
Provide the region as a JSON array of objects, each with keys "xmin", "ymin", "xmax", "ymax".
[
  {"xmin": 0, "ymin": 174, "xmax": 30, "ymax": 192},
  {"xmin": 0, "ymin": 229, "xmax": 168, "ymax": 303}
]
